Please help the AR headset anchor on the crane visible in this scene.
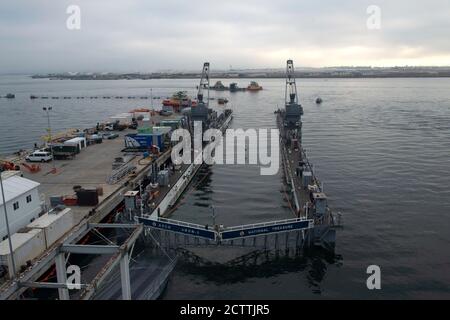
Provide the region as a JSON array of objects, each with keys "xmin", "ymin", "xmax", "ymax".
[
  {"xmin": 285, "ymin": 59, "xmax": 298, "ymax": 106},
  {"xmin": 283, "ymin": 59, "xmax": 303, "ymax": 129},
  {"xmin": 197, "ymin": 62, "xmax": 210, "ymax": 107}
]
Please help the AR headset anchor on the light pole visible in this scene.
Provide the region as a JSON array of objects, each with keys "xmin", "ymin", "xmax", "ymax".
[
  {"xmin": 150, "ymin": 88, "xmax": 153, "ymax": 109},
  {"xmin": 211, "ymin": 205, "xmax": 216, "ymax": 226},
  {"xmin": 43, "ymin": 107, "xmax": 56, "ymax": 171},
  {"xmin": 0, "ymin": 172, "xmax": 17, "ymax": 279}
]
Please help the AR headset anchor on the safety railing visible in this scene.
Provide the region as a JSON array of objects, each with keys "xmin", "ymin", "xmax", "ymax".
[{"xmin": 222, "ymin": 217, "xmax": 312, "ymax": 232}]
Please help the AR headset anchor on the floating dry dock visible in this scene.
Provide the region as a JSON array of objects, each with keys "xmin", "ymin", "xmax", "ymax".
[{"xmin": 136, "ymin": 62, "xmax": 338, "ymax": 253}]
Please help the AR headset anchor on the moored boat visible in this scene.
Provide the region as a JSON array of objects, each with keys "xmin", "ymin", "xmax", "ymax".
[
  {"xmin": 247, "ymin": 81, "xmax": 263, "ymax": 91},
  {"xmin": 211, "ymin": 81, "xmax": 228, "ymax": 91},
  {"xmin": 218, "ymin": 98, "xmax": 228, "ymax": 104}
]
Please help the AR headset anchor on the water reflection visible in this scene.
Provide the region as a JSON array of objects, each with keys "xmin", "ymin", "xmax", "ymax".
[{"xmin": 174, "ymin": 247, "xmax": 343, "ymax": 295}]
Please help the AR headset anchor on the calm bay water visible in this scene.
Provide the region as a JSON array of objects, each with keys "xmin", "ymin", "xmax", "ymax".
[{"xmin": 1, "ymin": 76, "xmax": 449, "ymax": 299}]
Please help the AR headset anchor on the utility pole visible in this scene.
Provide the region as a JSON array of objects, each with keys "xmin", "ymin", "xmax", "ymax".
[
  {"xmin": 211, "ymin": 205, "xmax": 216, "ymax": 226},
  {"xmin": 150, "ymin": 88, "xmax": 153, "ymax": 109},
  {"xmin": 140, "ymin": 181, "xmax": 144, "ymax": 217},
  {"xmin": 43, "ymin": 107, "xmax": 56, "ymax": 172},
  {"xmin": 0, "ymin": 172, "xmax": 17, "ymax": 279}
]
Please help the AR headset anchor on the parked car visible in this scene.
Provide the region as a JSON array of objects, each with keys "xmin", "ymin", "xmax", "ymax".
[
  {"xmin": 26, "ymin": 150, "xmax": 53, "ymax": 162},
  {"xmin": 102, "ymin": 132, "xmax": 119, "ymax": 140},
  {"xmin": 160, "ymin": 110, "xmax": 173, "ymax": 116},
  {"xmin": 104, "ymin": 123, "xmax": 115, "ymax": 131}
]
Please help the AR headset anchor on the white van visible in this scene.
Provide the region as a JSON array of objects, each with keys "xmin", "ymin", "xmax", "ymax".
[{"xmin": 26, "ymin": 150, "xmax": 53, "ymax": 162}]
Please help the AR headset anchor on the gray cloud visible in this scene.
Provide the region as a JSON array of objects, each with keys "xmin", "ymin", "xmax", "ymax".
[{"xmin": 1, "ymin": 0, "xmax": 449, "ymax": 73}]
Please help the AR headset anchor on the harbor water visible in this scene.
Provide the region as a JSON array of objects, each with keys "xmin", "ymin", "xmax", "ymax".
[{"xmin": 1, "ymin": 76, "xmax": 449, "ymax": 298}]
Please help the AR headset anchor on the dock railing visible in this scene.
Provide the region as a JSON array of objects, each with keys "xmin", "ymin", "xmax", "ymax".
[
  {"xmin": 222, "ymin": 217, "xmax": 314, "ymax": 232},
  {"xmin": 153, "ymin": 217, "xmax": 213, "ymax": 230}
]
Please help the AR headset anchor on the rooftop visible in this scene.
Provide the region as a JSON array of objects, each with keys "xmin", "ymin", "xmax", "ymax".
[
  {"xmin": 0, "ymin": 229, "xmax": 42, "ymax": 255},
  {"xmin": 27, "ymin": 208, "xmax": 72, "ymax": 229},
  {"xmin": 0, "ymin": 175, "xmax": 40, "ymax": 204}
]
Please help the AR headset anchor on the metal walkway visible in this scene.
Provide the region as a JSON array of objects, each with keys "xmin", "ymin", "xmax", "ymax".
[{"xmin": 137, "ymin": 216, "xmax": 314, "ymax": 249}]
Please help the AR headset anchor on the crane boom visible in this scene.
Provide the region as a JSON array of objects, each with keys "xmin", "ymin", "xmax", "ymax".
[
  {"xmin": 282, "ymin": 59, "xmax": 303, "ymax": 129},
  {"xmin": 197, "ymin": 62, "xmax": 210, "ymax": 106},
  {"xmin": 285, "ymin": 59, "xmax": 298, "ymax": 105}
]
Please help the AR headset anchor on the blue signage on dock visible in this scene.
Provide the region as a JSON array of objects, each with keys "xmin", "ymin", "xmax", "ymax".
[
  {"xmin": 221, "ymin": 220, "xmax": 311, "ymax": 240},
  {"xmin": 139, "ymin": 217, "xmax": 216, "ymax": 240}
]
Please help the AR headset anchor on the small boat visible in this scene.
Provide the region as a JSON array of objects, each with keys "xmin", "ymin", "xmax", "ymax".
[
  {"xmin": 230, "ymin": 83, "xmax": 246, "ymax": 92},
  {"xmin": 247, "ymin": 81, "xmax": 263, "ymax": 91},
  {"xmin": 5, "ymin": 93, "xmax": 15, "ymax": 99},
  {"xmin": 162, "ymin": 91, "xmax": 197, "ymax": 111},
  {"xmin": 30, "ymin": 95, "xmax": 38, "ymax": 99},
  {"xmin": 315, "ymin": 97, "xmax": 323, "ymax": 104},
  {"xmin": 211, "ymin": 81, "xmax": 228, "ymax": 91},
  {"xmin": 218, "ymin": 98, "xmax": 228, "ymax": 104},
  {"xmin": 131, "ymin": 108, "xmax": 151, "ymax": 113}
]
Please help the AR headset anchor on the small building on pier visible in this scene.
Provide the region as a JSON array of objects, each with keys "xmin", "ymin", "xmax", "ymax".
[{"xmin": 0, "ymin": 173, "xmax": 43, "ymax": 241}]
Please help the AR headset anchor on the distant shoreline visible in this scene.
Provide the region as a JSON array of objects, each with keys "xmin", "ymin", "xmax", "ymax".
[
  {"xmin": 27, "ymin": 66, "xmax": 450, "ymax": 80},
  {"xmin": 31, "ymin": 74, "xmax": 450, "ymax": 80}
]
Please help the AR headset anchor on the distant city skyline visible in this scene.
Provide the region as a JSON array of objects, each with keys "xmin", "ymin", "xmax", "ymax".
[{"xmin": 1, "ymin": 1, "xmax": 449, "ymax": 73}]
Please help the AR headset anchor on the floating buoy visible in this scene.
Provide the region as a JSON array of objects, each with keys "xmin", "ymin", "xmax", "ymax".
[{"xmin": 315, "ymin": 97, "xmax": 323, "ymax": 104}]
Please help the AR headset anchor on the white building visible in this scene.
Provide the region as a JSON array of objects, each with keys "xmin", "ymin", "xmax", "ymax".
[{"xmin": 0, "ymin": 174, "xmax": 43, "ymax": 241}]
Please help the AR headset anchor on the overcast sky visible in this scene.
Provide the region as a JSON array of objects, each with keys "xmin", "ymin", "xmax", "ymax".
[{"xmin": 1, "ymin": 0, "xmax": 449, "ymax": 73}]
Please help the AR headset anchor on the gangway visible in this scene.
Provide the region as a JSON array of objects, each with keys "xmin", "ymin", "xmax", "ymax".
[
  {"xmin": 137, "ymin": 216, "xmax": 314, "ymax": 249},
  {"xmin": 220, "ymin": 218, "xmax": 313, "ymax": 241},
  {"xmin": 138, "ymin": 217, "xmax": 217, "ymax": 241}
]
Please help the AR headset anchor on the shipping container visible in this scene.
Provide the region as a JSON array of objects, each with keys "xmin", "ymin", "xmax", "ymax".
[
  {"xmin": 0, "ymin": 229, "xmax": 46, "ymax": 278},
  {"xmin": 152, "ymin": 126, "xmax": 172, "ymax": 134},
  {"xmin": 51, "ymin": 143, "xmax": 79, "ymax": 154},
  {"xmin": 76, "ymin": 189, "xmax": 99, "ymax": 206},
  {"xmin": 157, "ymin": 170, "xmax": 170, "ymax": 186},
  {"xmin": 27, "ymin": 208, "xmax": 75, "ymax": 249},
  {"xmin": 49, "ymin": 196, "xmax": 64, "ymax": 207},
  {"xmin": 64, "ymin": 137, "xmax": 86, "ymax": 150},
  {"xmin": 302, "ymin": 171, "xmax": 313, "ymax": 188},
  {"xmin": 160, "ymin": 119, "xmax": 182, "ymax": 130},
  {"xmin": 137, "ymin": 126, "xmax": 171, "ymax": 135},
  {"xmin": 110, "ymin": 113, "xmax": 134, "ymax": 124},
  {"xmin": 124, "ymin": 133, "xmax": 165, "ymax": 150}
]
